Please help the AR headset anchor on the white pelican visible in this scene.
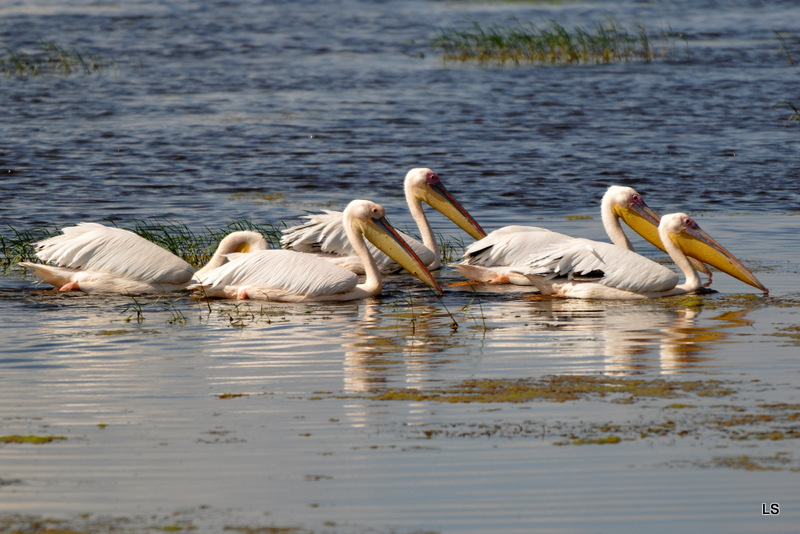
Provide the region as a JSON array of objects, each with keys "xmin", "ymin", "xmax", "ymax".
[
  {"xmin": 280, "ymin": 167, "xmax": 486, "ymax": 273},
  {"xmin": 455, "ymin": 185, "xmax": 708, "ymax": 285},
  {"xmin": 191, "ymin": 199, "xmax": 443, "ymax": 302},
  {"xmin": 19, "ymin": 222, "xmax": 268, "ymax": 294},
  {"xmin": 512, "ymin": 213, "xmax": 767, "ymax": 299}
]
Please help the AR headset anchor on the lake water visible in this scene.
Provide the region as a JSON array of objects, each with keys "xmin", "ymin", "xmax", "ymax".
[{"xmin": 1, "ymin": 1, "xmax": 799, "ymax": 533}]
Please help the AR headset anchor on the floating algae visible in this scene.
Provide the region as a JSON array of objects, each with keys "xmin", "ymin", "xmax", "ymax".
[
  {"xmin": 0, "ymin": 435, "xmax": 67, "ymax": 445},
  {"xmin": 369, "ymin": 375, "xmax": 736, "ymax": 404}
]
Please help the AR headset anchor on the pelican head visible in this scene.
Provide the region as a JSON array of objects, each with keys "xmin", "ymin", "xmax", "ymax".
[
  {"xmin": 603, "ymin": 185, "xmax": 712, "ymax": 277},
  {"xmin": 660, "ymin": 213, "xmax": 768, "ymax": 294},
  {"xmin": 346, "ymin": 199, "xmax": 443, "ymax": 295},
  {"xmin": 603, "ymin": 185, "xmax": 663, "ymax": 250},
  {"xmin": 404, "ymin": 168, "xmax": 486, "ymax": 240}
]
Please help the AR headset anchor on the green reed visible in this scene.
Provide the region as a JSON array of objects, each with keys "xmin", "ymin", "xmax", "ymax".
[
  {"xmin": 778, "ymin": 101, "xmax": 800, "ymax": 127},
  {"xmin": 775, "ymin": 31, "xmax": 795, "ymax": 66},
  {"xmin": 0, "ymin": 223, "xmax": 60, "ymax": 270},
  {"xmin": 129, "ymin": 217, "xmax": 285, "ymax": 268},
  {"xmin": 433, "ymin": 19, "xmax": 678, "ymax": 65},
  {"xmin": 1, "ymin": 39, "xmax": 109, "ymax": 76}
]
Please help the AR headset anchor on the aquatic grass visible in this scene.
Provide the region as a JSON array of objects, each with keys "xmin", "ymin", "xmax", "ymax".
[
  {"xmin": 0, "ymin": 223, "xmax": 60, "ymax": 272},
  {"xmin": 127, "ymin": 218, "xmax": 207, "ymax": 267},
  {"xmin": 778, "ymin": 100, "xmax": 800, "ymax": 128},
  {"xmin": 437, "ymin": 232, "xmax": 465, "ymax": 266},
  {"xmin": 461, "ymin": 285, "xmax": 488, "ymax": 332},
  {"xmin": 370, "ymin": 375, "xmax": 735, "ymax": 404},
  {"xmin": 160, "ymin": 298, "xmax": 188, "ymax": 325},
  {"xmin": 1, "ymin": 39, "xmax": 110, "ymax": 76},
  {"xmin": 128, "ymin": 217, "xmax": 284, "ymax": 268},
  {"xmin": 775, "ymin": 31, "xmax": 795, "ymax": 65},
  {"xmin": 121, "ymin": 294, "xmax": 146, "ymax": 323},
  {"xmin": 432, "ymin": 19, "xmax": 679, "ymax": 65}
]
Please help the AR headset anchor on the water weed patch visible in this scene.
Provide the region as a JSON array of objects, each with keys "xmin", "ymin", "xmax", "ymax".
[{"xmin": 433, "ymin": 19, "xmax": 681, "ymax": 64}]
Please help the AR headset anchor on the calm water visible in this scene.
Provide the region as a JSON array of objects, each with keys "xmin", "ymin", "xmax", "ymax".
[{"xmin": 1, "ymin": 1, "xmax": 799, "ymax": 532}]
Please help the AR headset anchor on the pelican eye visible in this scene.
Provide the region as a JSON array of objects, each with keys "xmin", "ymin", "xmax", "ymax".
[
  {"xmin": 426, "ymin": 172, "xmax": 440, "ymax": 184},
  {"xmin": 683, "ymin": 217, "xmax": 698, "ymax": 229}
]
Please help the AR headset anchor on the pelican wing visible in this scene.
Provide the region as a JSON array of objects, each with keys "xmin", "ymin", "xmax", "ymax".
[
  {"xmin": 461, "ymin": 226, "xmax": 567, "ymax": 267},
  {"xmin": 521, "ymin": 239, "xmax": 679, "ymax": 294},
  {"xmin": 281, "ymin": 211, "xmax": 351, "ymax": 254},
  {"xmin": 281, "ymin": 210, "xmax": 433, "ymax": 272},
  {"xmin": 194, "ymin": 250, "xmax": 358, "ymax": 300},
  {"xmin": 34, "ymin": 223, "xmax": 194, "ymax": 285}
]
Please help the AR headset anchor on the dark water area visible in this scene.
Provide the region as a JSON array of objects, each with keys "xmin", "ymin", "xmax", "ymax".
[
  {"xmin": 2, "ymin": 0, "xmax": 800, "ymax": 233},
  {"xmin": 1, "ymin": 2, "xmax": 799, "ymax": 533}
]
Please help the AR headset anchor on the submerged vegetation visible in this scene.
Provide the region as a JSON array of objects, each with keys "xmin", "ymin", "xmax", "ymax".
[
  {"xmin": 433, "ymin": 19, "xmax": 682, "ymax": 64},
  {"xmin": 369, "ymin": 375, "xmax": 735, "ymax": 404},
  {"xmin": 1, "ymin": 40, "xmax": 110, "ymax": 76},
  {"xmin": 351, "ymin": 376, "xmax": 800, "ymax": 470},
  {"xmin": 0, "ymin": 434, "xmax": 66, "ymax": 445}
]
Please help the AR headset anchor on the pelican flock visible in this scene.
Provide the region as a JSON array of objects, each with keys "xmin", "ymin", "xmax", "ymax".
[
  {"xmin": 191, "ymin": 199, "xmax": 442, "ymax": 301},
  {"xmin": 280, "ymin": 167, "xmax": 486, "ymax": 273},
  {"xmin": 19, "ymin": 181, "xmax": 768, "ymax": 302},
  {"xmin": 455, "ymin": 185, "xmax": 709, "ymax": 285},
  {"xmin": 509, "ymin": 213, "xmax": 767, "ymax": 299},
  {"xmin": 20, "ymin": 222, "xmax": 268, "ymax": 294}
]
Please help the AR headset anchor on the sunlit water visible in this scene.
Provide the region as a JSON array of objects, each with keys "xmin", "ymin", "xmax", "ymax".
[{"xmin": 1, "ymin": 1, "xmax": 799, "ymax": 532}]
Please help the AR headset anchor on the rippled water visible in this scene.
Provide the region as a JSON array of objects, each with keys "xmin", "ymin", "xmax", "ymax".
[{"xmin": 1, "ymin": 1, "xmax": 799, "ymax": 532}]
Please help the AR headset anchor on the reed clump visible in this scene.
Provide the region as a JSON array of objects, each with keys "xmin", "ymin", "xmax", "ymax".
[
  {"xmin": 1, "ymin": 39, "xmax": 109, "ymax": 76},
  {"xmin": 433, "ymin": 19, "xmax": 677, "ymax": 65},
  {"xmin": 0, "ymin": 223, "xmax": 59, "ymax": 271},
  {"xmin": 128, "ymin": 218, "xmax": 285, "ymax": 269}
]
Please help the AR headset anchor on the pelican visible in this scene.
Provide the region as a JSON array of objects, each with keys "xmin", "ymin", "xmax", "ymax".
[
  {"xmin": 511, "ymin": 213, "xmax": 767, "ymax": 299},
  {"xmin": 19, "ymin": 222, "xmax": 268, "ymax": 294},
  {"xmin": 191, "ymin": 199, "xmax": 443, "ymax": 302},
  {"xmin": 455, "ymin": 185, "xmax": 709, "ymax": 284},
  {"xmin": 280, "ymin": 167, "xmax": 486, "ymax": 273}
]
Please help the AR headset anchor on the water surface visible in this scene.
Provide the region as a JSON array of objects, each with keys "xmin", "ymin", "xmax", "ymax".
[{"xmin": 1, "ymin": 1, "xmax": 799, "ymax": 532}]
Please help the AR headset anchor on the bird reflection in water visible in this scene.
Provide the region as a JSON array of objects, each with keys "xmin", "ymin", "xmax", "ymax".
[
  {"xmin": 599, "ymin": 306, "xmax": 755, "ymax": 375},
  {"xmin": 341, "ymin": 300, "xmax": 466, "ymax": 396}
]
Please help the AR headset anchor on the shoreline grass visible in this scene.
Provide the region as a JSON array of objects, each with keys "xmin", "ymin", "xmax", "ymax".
[{"xmin": 432, "ymin": 19, "xmax": 681, "ymax": 65}]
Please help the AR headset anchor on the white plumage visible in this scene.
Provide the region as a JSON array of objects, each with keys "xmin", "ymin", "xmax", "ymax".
[
  {"xmin": 281, "ymin": 167, "xmax": 485, "ymax": 273},
  {"xmin": 20, "ymin": 222, "xmax": 267, "ymax": 294},
  {"xmin": 193, "ymin": 250, "xmax": 358, "ymax": 301},
  {"xmin": 455, "ymin": 186, "xmax": 664, "ymax": 285},
  {"xmin": 512, "ymin": 213, "xmax": 766, "ymax": 299},
  {"xmin": 192, "ymin": 199, "xmax": 443, "ymax": 302}
]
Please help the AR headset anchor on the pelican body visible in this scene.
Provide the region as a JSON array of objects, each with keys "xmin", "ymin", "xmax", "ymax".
[
  {"xmin": 455, "ymin": 185, "xmax": 710, "ymax": 285},
  {"xmin": 192, "ymin": 199, "xmax": 443, "ymax": 302},
  {"xmin": 281, "ymin": 168, "xmax": 486, "ymax": 273},
  {"xmin": 513, "ymin": 213, "xmax": 767, "ymax": 299},
  {"xmin": 20, "ymin": 223, "xmax": 268, "ymax": 294}
]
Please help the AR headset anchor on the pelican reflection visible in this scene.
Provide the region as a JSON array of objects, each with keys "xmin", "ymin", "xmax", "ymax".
[{"xmin": 342, "ymin": 300, "xmax": 468, "ymax": 395}]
